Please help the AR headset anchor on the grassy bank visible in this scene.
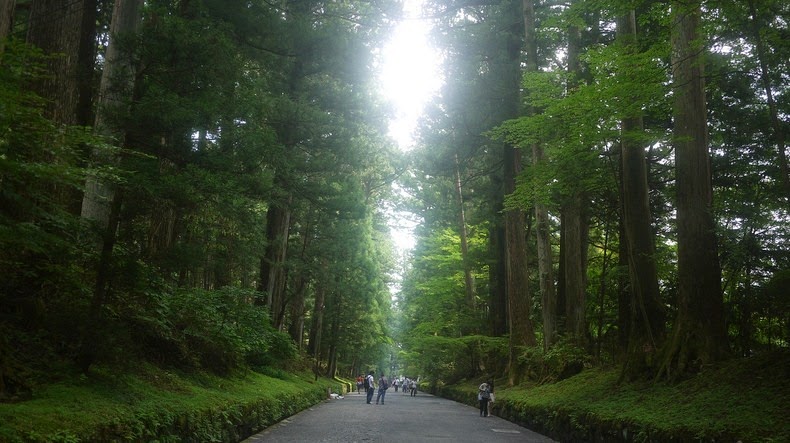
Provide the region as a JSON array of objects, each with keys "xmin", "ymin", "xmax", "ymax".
[
  {"xmin": 438, "ymin": 349, "xmax": 789, "ymax": 442},
  {"xmin": 0, "ymin": 364, "xmax": 345, "ymax": 442}
]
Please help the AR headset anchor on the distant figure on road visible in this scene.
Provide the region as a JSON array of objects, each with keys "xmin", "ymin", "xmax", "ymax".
[
  {"xmin": 409, "ymin": 378, "xmax": 417, "ymax": 397},
  {"xmin": 478, "ymin": 382, "xmax": 491, "ymax": 417},
  {"xmin": 365, "ymin": 371, "xmax": 375, "ymax": 404},
  {"xmin": 376, "ymin": 373, "xmax": 389, "ymax": 404},
  {"xmin": 356, "ymin": 375, "xmax": 363, "ymax": 394},
  {"xmin": 393, "ymin": 378, "xmax": 399, "ymax": 392}
]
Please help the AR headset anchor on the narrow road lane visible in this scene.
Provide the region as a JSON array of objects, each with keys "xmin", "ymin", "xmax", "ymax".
[{"xmin": 243, "ymin": 388, "xmax": 556, "ymax": 442}]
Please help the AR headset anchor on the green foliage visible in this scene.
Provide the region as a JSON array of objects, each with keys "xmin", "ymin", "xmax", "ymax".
[
  {"xmin": 518, "ymin": 339, "xmax": 592, "ymax": 383},
  {"xmin": 440, "ymin": 349, "xmax": 789, "ymax": 442},
  {"xmin": 120, "ymin": 286, "xmax": 293, "ymax": 374},
  {"xmin": 399, "ymin": 335, "xmax": 508, "ymax": 386},
  {"xmin": 0, "ymin": 364, "xmax": 340, "ymax": 442}
]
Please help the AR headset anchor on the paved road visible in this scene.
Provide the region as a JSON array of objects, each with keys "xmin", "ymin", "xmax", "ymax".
[{"xmin": 243, "ymin": 388, "xmax": 556, "ymax": 443}]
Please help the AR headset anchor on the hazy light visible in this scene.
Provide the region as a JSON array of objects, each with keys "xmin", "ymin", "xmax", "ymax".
[{"xmin": 379, "ymin": 0, "xmax": 441, "ymax": 150}]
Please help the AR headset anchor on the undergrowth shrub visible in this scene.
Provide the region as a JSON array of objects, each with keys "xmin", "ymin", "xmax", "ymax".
[{"xmin": 519, "ymin": 338, "xmax": 591, "ymax": 382}]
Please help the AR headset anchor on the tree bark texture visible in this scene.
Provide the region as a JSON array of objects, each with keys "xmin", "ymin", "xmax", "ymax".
[
  {"xmin": 563, "ymin": 194, "xmax": 589, "ymax": 343},
  {"xmin": 522, "ymin": 0, "xmax": 557, "ymax": 352},
  {"xmin": 505, "ymin": 144, "xmax": 537, "ymax": 382},
  {"xmin": 617, "ymin": 10, "xmax": 665, "ymax": 378},
  {"xmin": 660, "ymin": 0, "xmax": 727, "ymax": 378},
  {"xmin": 288, "ymin": 221, "xmax": 313, "ymax": 348},
  {"xmin": 562, "ymin": 18, "xmax": 590, "ymax": 346},
  {"xmin": 81, "ymin": 0, "xmax": 144, "ymax": 228},
  {"xmin": 488, "ymin": 219, "xmax": 508, "ymax": 337},
  {"xmin": 0, "ymin": 0, "xmax": 14, "ymax": 48},
  {"xmin": 308, "ymin": 273, "xmax": 326, "ymax": 358},
  {"xmin": 76, "ymin": 0, "xmax": 143, "ymax": 373},
  {"xmin": 454, "ymin": 153, "xmax": 476, "ymax": 310},
  {"xmin": 258, "ymin": 191, "xmax": 292, "ymax": 331},
  {"xmin": 25, "ymin": 0, "xmax": 87, "ymax": 125}
]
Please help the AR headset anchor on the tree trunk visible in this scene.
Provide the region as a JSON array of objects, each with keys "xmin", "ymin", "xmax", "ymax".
[
  {"xmin": 288, "ymin": 220, "xmax": 313, "ymax": 348},
  {"xmin": 76, "ymin": 0, "xmax": 98, "ymax": 127},
  {"xmin": 659, "ymin": 0, "xmax": 727, "ymax": 379},
  {"xmin": 504, "ymin": 144, "xmax": 537, "ymax": 385},
  {"xmin": 488, "ymin": 218, "xmax": 508, "ymax": 337},
  {"xmin": 522, "ymin": 0, "xmax": 556, "ymax": 352},
  {"xmin": 563, "ymin": 20, "xmax": 590, "ymax": 346},
  {"xmin": 563, "ymin": 194, "xmax": 589, "ymax": 344},
  {"xmin": 258, "ymin": 190, "xmax": 292, "ymax": 330},
  {"xmin": 25, "ymin": 0, "xmax": 86, "ymax": 125},
  {"xmin": 0, "ymin": 0, "xmax": 14, "ymax": 50},
  {"xmin": 617, "ymin": 9, "xmax": 666, "ymax": 379},
  {"xmin": 81, "ymin": 0, "xmax": 143, "ymax": 228},
  {"xmin": 76, "ymin": 0, "xmax": 143, "ymax": 374},
  {"xmin": 454, "ymin": 153, "xmax": 476, "ymax": 310},
  {"xmin": 308, "ymin": 276, "xmax": 326, "ymax": 358}
]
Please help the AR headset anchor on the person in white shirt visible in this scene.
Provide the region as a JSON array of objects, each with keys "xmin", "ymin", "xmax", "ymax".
[{"xmin": 365, "ymin": 371, "xmax": 376, "ymax": 404}]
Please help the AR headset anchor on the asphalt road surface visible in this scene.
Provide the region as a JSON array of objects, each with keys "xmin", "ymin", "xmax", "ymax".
[{"xmin": 243, "ymin": 388, "xmax": 556, "ymax": 443}]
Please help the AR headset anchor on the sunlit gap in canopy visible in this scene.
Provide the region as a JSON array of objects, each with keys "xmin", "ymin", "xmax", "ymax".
[{"xmin": 379, "ymin": 0, "xmax": 443, "ymax": 151}]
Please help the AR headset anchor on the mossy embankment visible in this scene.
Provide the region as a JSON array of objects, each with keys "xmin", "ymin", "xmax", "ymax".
[
  {"xmin": 436, "ymin": 349, "xmax": 789, "ymax": 442},
  {"xmin": 0, "ymin": 364, "xmax": 349, "ymax": 443}
]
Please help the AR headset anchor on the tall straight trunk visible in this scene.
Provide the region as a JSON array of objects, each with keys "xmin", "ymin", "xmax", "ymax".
[
  {"xmin": 258, "ymin": 190, "xmax": 292, "ymax": 329},
  {"xmin": 563, "ymin": 19, "xmax": 590, "ymax": 345},
  {"xmin": 288, "ymin": 220, "xmax": 313, "ymax": 348},
  {"xmin": 746, "ymin": 0, "xmax": 789, "ymax": 202},
  {"xmin": 326, "ymin": 292, "xmax": 341, "ymax": 377},
  {"xmin": 660, "ymin": 0, "xmax": 727, "ymax": 379},
  {"xmin": 75, "ymin": 0, "xmax": 98, "ymax": 127},
  {"xmin": 523, "ymin": 0, "xmax": 556, "ymax": 351},
  {"xmin": 504, "ymin": 143, "xmax": 536, "ymax": 384},
  {"xmin": 0, "ymin": 0, "xmax": 14, "ymax": 50},
  {"xmin": 81, "ymin": 0, "xmax": 143, "ymax": 228},
  {"xmin": 489, "ymin": 219, "xmax": 508, "ymax": 337},
  {"xmin": 595, "ymin": 223, "xmax": 612, "ymax": 361},
  {"xmin": 77, "ymin": 0, "xmax": 143, "ymax": 374},
  {"xmin": 563, "ymin": 194, "xmax": 589, "ymax": 343},
  {"xmin": 617, "ymin": 217, "xmax": 631, "ymax": 355},
  {"xmin": 617, "ymin": 10, "xmax": 665, "ymax": 379},
  {"xmin": 454, "ymin": 153, "xmax": 476, "ymax": 309},
  {"xmin": 308, "ymin": 272, "xmax": 326, "ymax": 358},
  {"xmin": 502, "ymin": 0, "xmax": 537, "ymax": 385},
  {"xmin": 26, "ymin": 0, "xmax": 86, "ymax": 125}
]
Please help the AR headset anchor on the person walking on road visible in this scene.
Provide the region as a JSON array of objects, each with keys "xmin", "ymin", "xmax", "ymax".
[
  {"xmin": 365, "ymin": 371, "xmax": 375, "ymax": 404},
  {"xmin": 376, "ymin": 373, "xmax": 389, "ymax": 404},
  {"xmin": 478, "ymin": 382, "xmax": 491, "ymax": 417},
  {"xmin": 409, "ymin": 378, "xmax": 417, "ymax": 397}
]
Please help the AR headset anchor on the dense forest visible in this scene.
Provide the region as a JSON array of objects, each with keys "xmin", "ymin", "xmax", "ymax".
[{"xmin": 1, "ymin": 0, "xmax": 787, "ymax": 420}]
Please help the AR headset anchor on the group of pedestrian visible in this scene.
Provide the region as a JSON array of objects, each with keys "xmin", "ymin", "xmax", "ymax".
[
  {"xmin": 361, "ymin": 371, "xmax": 391, "ymax": 404},
  {"xmin": 358, "ymin": 372, "xmax": 420, "ymax": 404},
  {"xmin": 477, "ymin": 380, "xmax": 494, "ymax": 417},
  {"xmin": 401, "ymin": 377, "xmax": 418, "ymax": 396},
  {"xmin": 359, "ymin": 372, "xmax": 494, "ymax": 417}
]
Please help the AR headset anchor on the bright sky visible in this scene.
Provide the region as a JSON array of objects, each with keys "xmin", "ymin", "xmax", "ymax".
[
  {"xmin": 379, "ymin": 0, "xmax": 442, "ymax": 151},
  {"xmin": 378, "ymin": 1, "xmax": 441, "ymax": 256}
]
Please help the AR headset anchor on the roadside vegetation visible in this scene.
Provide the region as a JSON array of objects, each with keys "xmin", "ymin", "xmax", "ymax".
[
  {"xmin": 0, "ymin": 361, "xmax": 345, "ymax": 443},
  {"xmin": 438, "ymin": 348, "xmax": 789, "ymax": 442}
]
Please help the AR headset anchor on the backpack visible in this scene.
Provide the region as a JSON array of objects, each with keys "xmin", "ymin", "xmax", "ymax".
[
  {"xmin": 363, "ymin": 376, "xmax": 370, "ymax": 390},
  {"xmin": 479, "ymin": 383, "xmax": 490, "ymax": 399},
  {"xmin": 380, "ymin": 377, "xmax": 389, "ymax": 389}
]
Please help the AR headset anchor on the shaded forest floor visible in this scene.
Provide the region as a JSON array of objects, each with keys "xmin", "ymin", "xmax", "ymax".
[{"xmin": 439, "ymin": 348, "xmax": 789, "ymax": 442}]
